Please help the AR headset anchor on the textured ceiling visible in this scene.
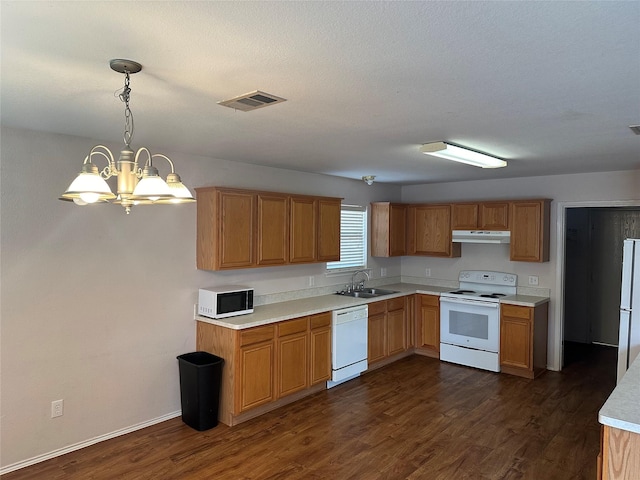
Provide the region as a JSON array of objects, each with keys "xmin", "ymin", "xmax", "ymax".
[{"xmin": 1, "ymin": 1, "xmax": 639, "ymax": 185}]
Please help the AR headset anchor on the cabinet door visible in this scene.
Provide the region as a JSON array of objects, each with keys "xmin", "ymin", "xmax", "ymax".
[
  {"xmin": 417, "ymin": 294, "xmax": 440, "ymax": 352},
  {"xmin": 290, "ymin": 196, "xmax": 317, "ymax": 263},
  {"xmin": 372, "ymin": 202, "xmax": 406, "ymax": 257},
  {"xmin": 389, "ymin": 204, "xmax": 407, "ymax": 256},
  {"xmin": 452, "ymin": 203, "xmax": 479, "ymax": 230},
  {"xmin": 310, "ymin": 327, "xmax": 331, "ymax": 385},
  {"xmin": 257, "ymin": 193, "xmax": 288, "ymax": 266},
  {"xmin": 409, "ymin": 205, "xmax": 460, "ymax": 257},
  {"xmin": 480, "ymin": 202, "xmax": 509, "ymax": 230},
  {"xmin": 310, "ymin": 312, "xmax": 331, "ymax": 385},
  {"xmin": 237, "ymin": 341, "xmax": 274, "ymax": 412},
  {"xmin": 277, "ymin": 332, "xmax": 308, "ymax": 397},
  {"xmin": 510, "ymin": 200, "xmax": 550, "ymax": 262},
  {"xmin": 317, "ymin": 199, "xmax": 341, "ymax": 262},
  {"xmin": 500, "ymin": 305, "xmax": 532, "ymax": 370},
  {"xmin": 387, "ymin": 307, "xmax": 406, "ymax": 356},
  {"xmin": 368, "ymin": 307, "xmax": 387, "ymax": 364},
  {"xmin": 218, "ymin": 190, "xmax": 255, "ymax": 269}
]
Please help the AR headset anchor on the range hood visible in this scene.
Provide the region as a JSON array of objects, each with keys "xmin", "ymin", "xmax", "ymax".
[{"xmin": 452, "ymin": 230, "xmax": 511, "ymax": 244}]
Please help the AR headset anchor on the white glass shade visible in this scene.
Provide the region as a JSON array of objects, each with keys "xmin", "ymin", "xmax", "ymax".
[
  {"xmin": 60, "ymin": 164, "xmax": 116, "ymax": 202},
  {"xmin": 420, "ymin": 142, "xmax": 506, "ymax": 169},
  {"xmin": 154, "ymin": 173, "xmax": 196, "ymax": 204},
  {"xmin": 131, "ymin": 165, "xmax": 173, "ymax": 201}
]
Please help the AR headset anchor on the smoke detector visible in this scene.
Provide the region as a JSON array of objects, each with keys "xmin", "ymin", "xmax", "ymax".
[{"xmin": 218, "ymin": 90, "xmax": 287, "ymax": 112}]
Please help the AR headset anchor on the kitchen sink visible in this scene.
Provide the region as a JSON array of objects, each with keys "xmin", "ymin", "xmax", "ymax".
[
  {"xmin": 360, "ymin": 288, "xmax": 398, "ymax": 295},
  {"xmin": 335, "ymin": 288, "xmax": 399, "ymax": 298}
]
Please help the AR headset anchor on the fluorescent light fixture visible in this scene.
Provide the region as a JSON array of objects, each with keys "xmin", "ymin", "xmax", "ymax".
[{"xmin": 420, "ymin": 142, "xmax": 507, "ymax": 169}]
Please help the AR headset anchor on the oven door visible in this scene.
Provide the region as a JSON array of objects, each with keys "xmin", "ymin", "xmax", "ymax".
[{"xmin": 440, "ymin": 297, "xmax": 500, "ymax": 352}]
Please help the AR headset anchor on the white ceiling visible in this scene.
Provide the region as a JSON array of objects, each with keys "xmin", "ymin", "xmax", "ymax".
[{"xmin": 1, "ymin": 1, "xmax": 639, "ymax": 185}]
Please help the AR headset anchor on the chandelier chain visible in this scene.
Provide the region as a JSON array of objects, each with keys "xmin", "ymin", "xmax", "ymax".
[{"xmin": 119, "ymin": 71, "xmax": 135, "ymax": 147}]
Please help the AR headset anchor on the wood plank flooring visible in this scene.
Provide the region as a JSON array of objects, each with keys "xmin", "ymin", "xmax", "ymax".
[{"xmin": 3, "ymin": 345, "xmax": 616, "ymax": 480}]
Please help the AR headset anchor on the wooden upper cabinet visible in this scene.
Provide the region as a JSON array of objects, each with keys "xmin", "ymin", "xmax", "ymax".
[
  {"xmin": 317, "ymin": 199, "xmax": 341, "ymax": 262},
  {"xmin": 480, "ymin": 202, "xmax": 509, "ymax": 230},
  {"xmin": 196, "ymin": 187, "xmax": 341, "ymax": 270},
  {"xmin": 451, "ymin": 203, "xmax": 479, "ymax": 230},
  {"xmin": 290, "ymin": 196, "xmax": 318, "ymax": 263},
  {"xmin": 452, "ymin": 202, "xmax": 509, "ymax": 230},
  {"xmin": 407, "ymin": 204, "xmax": 461, "ymax": 258},
  {"xmin": 371, "ymin": 202, "xmax": 407, "ymax": 257},
  {"xmin": 196, "ymin": 187, "xmax": 255, "ymax": 270},
  {"xmin": 257, "ymin": 193, "xmax": 289, "ymax": 266},
  {"xmin": 510, "ymin": 200, "xmax": 551, "ymax": 262}
]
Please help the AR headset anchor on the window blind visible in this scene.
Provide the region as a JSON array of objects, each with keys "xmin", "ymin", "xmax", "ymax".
[{"xmin": 326, "ymin": 205, "xmax": 367, "ymax": 271}]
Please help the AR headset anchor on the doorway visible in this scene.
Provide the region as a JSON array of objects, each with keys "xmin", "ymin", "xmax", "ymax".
[{"xmin": 563, "ymin": 207, "xmax": 640, "ymax": 366}]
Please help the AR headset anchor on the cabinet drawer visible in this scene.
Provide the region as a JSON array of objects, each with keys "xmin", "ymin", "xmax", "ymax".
[
  {"xmin": 387, "ymin": 296, "xmax": 404, "ymax": 311},
  {"xmin": 419, "ymin": 294, "xmax": 440, "ymax": 307},
  {"xmin": 310, "ymin": 312, "xmax": 331, "ymax": 329},
  {"xmin": 239, "ymin": 325, "xmax": 275, "ymax": 346},
  {"xmin": 501, "ymin": 304, "xmax": 532, "ymax": 320},
  {"xmin": 368, "ymin": 300, "xmax": 387, "ymax": 316},
  {"xmin": 278, "ymin": 318, "xmax": 308, "ymax": 336}
]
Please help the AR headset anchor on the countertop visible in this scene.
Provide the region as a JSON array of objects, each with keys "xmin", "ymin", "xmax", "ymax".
[
  {"xmin": 195, "ymin": 282, "xmax": 550, "ymax": 330},
  {"xmin": 599, "ymin": 356, "xmax": 640, "ymax": 435}
]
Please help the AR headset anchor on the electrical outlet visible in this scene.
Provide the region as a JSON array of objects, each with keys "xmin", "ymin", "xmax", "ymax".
[
  {"xmin": 308, "ymin": 276, "xmax": 315, "ymax": 287},
  {"xmin": 425, "ymin": 268, "xmax": 431, "ymax": 277},
  {"xmin": 51, "ymin": 399, "xmax": 63, "ymax": 418},
  {"xmin": 381, "ymin": 267, "xmax": 387, "ymax": 277},
  {"xmin": 528, "ymin": 275, "xmax": 539, "ymax": 286}
]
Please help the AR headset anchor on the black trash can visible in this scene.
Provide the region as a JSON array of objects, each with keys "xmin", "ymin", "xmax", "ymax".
[{"xmin": 177, "ymin": 351, "xmax": 224, "ymax": 431}]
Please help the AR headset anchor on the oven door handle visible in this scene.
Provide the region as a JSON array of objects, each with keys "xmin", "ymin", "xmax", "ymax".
[{"xmin": 440, "ymin": 297, "xmax": 500, "ymax": 308}]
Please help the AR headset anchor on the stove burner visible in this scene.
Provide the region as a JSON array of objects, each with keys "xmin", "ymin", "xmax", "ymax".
[
  {"xmin": 450, "ymin": 290, "xmax": 476, "ymax": 294},
  {"xmin": 480, "ymin": 293, "xmax": 507, "ymax": 298}
]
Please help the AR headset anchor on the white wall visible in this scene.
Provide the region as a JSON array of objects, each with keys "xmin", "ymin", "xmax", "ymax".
[
  {"xmin": 402, "ymin": 170, "xmax": 640, "ymax": 372},
  {"xmin": 0, "ymin": 126, "xmax": 401, "ymax": 470},
  {"xmin": 4, "ymin": 125, "xmax": 640, "ymax": 470}
]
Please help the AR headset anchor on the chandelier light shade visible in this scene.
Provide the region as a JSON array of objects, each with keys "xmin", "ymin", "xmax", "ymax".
[
  {"xmin": 59, "ymin": 59, "xmax": 195, "ymax": 214},
  {"xmin": 420, "ymin": 142, "xmax": 507, "ymax": 169}
]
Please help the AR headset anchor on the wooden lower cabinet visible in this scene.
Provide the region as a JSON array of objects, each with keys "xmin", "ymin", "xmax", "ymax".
[
  {"xmin": 368, "ymin": 301, "xmax": 387, "ymax": 364},
  {"xmin": 415, "ymin": 294, "xmax": 440, "ymax": 358},
  {"xmin": 196, "ymin": 312, "xmax": 331, "ymax": 426},
  {"xmin": 387, "ymin": 298, "xmax": 407, "ymax": 356},
  {"xmin": 367, "ymin": 297, "xmax": 408, "ymax": 368},
  {"xmin": 309, "ymin": 312, "xmax": 332, "ymax": 385},
  {"xmin": 500, "ymin": 303, "xmax": 548, "ymax": 378},
  {"xmin": 276, "ymin": 318, "xmax": 308, "ymax": 398},
  {"xmin": 238, "ymin": 338, "xmax": 275, "ymax": 412},
  {"xmin": 600, "ymin": 424, "xmax": 640, "ymax": 479}
]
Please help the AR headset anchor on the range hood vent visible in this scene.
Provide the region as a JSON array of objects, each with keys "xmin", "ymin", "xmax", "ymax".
[
  {"xmin": 452, "ymin": 230, "xmax": 511, "ymax": 244},
  {"xmin": 218, "ymin": 90, "xmax": 287, "ymax": 112}
]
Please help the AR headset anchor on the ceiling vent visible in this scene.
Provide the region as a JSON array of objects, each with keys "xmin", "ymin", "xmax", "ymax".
[
  {"xmin": 629, "ymin": 125, "xmax": 640, "ymax": 135},
  {"xmin": 218, "ymin": 90, "xmax": 287, "ymax": 112}
]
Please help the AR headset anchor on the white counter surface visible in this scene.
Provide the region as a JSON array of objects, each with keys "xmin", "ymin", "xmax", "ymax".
[
  {"xmin": 599, "ymin": 356, "xmax": 640, "ymax": 435},
  {"xmin": 195, "ymin": 282, "xmax": 549, "ymax": 330},
  {"xmin": 500, "ymin": 294, "xmax": 550, "ymax": 308}
]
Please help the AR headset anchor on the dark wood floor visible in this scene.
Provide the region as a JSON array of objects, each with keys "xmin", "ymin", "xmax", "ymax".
[{"xmin": 4, "ymin": 344, "xmax": 616, "ymax": 480}]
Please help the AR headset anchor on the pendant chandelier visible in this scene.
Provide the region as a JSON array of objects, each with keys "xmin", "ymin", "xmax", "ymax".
[{"xmin": 60, "ymin": 59, "xmax": 195, "ymax": 214}]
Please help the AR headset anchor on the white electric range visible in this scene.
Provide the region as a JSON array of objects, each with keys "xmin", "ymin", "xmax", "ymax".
[{"xmin": 439, "ymin": 271, "xmax": 517, "ymax": 372}]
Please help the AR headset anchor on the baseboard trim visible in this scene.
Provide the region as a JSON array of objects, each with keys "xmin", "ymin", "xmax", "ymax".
[{"xmin": 0, "ymin": 410, "xmax": 181, "ymax": 475}]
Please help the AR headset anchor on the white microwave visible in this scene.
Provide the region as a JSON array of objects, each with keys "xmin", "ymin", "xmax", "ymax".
[{"xmin": 198, "ymin": 285, "xmax": 254, "ymax": 319}]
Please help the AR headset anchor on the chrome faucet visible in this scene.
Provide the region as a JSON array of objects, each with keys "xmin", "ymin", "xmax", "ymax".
[{"xmin": 351, "ymin": 269, "xmax": 370, "ymax": 292}]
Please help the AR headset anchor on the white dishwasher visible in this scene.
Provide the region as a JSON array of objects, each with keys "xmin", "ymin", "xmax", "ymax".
[{"xmin": 327, "ymin": 304, "xmax": 368, "ymax": 389}]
